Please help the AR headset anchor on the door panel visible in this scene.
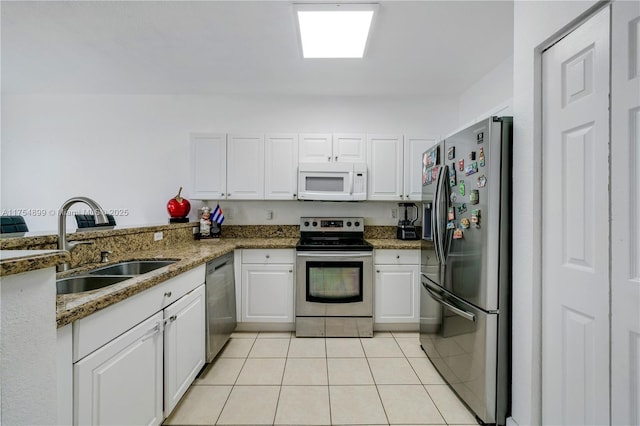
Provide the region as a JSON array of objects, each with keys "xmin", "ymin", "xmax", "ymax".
[
  {"xmin": 611, "ymin": 2, "xmax": 640, "ymax": 424},
  {"xmin": 541, "ymin": 6, "xmax": 610, "ymax": 425}
]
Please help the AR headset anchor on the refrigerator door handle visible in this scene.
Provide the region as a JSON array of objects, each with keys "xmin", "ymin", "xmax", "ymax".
[
  {"xmin": 424, "ymin": 284, "xmax": 476, "ymax": 322},
  {"xmin": 434, "ymin": 165, "xmax": 448, "ymax": 265}
]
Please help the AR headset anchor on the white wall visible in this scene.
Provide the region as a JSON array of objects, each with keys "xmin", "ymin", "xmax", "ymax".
[
  {"xmin": 1, "ymin": 94, "xmax": 457, "ymax": 232},
  {"xmin": 510, "ymin": 1, "xmax": 599, "ymax": 426},
  {"xmin": 458, "ymin": 55, "xmax": 514, "ymax": 126}
]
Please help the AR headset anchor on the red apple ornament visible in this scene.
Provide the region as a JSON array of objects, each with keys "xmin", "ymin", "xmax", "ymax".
[{"xmin": 167, "ymin": 187, "xmax": 191, "ymax": 219}]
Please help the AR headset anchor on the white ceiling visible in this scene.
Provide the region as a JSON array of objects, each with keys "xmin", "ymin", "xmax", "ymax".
[{"xmin": 1, "ymin": 1, "xmax": 513, "ymax": 96}]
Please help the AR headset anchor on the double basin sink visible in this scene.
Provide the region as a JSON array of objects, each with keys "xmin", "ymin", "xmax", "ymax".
[{"xmin": 56, "ymin": 260, "xmax": 177, "ymax": 295}]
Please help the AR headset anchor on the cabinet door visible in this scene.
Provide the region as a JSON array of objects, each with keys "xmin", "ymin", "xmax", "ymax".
[
  {"xmin": 403, "ymin": 136, "xmax": 438, "ymax": 201},
  {"xmin": 164, "ymin": 285, "xmax": 206, "ymax": 416},
  {"xmin": 374, "ymin": 264, "xmax": 420, "ymax": 323},
  {"xmin": 190, "ymin": 133, "xmax": 227, "ymax": 200},
  {"xmin": 333, "ymin": 133, "xmax": 366, "ymax": 163},
  {"xmin": 75, "ymin": 312, "xmax": 163, "ymax": 426},
  {"xmin": 227, "ymin": 134, "xmax": 265, "ymax": 199},
  {"xmin": 299, "ymin": 133, "xmax": 332, "ymax": 163},
  {"xmin": 241, "ymin": 264, "xmax": 294, "ymax": 322},
  {"xmin": 265, "ymin": 134, "xmax": 299, "ymax": 200},
  {"xmin": 367, "ymin": 134, "xmax": 404, "ymax": 200}
]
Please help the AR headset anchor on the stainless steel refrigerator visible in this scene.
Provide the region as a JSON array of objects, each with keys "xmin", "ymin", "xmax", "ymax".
[{"xmin": 420, "ymin": 116, "xmax": 512, "ymax": 425}]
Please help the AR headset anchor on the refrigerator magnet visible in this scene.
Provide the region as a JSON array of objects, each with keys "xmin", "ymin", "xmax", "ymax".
[
  {"xmin": 476, "ymin": 132, "xmax": 484, "ymax": 143},
  {"xmin": 431, "ymin": 166, "xmax": 439, "ymax": 181},
  {"xmin": 465, "ymin": 162, "xmax": 478, "ymax": 176},
  {"xmin": 461, "ymin": 218, "xmax": 470, "ymax": 229},
  {"xmin": 458, "ymin": 158, "xmax": 464, "ymax": 172},
  {"xmin": 448, "ymin": 206, "xmax": 455, "ymax": 221},
  {"xmin": 450, "ymin": 193, "xmax": 457, "ymax": 203},
  {"xmin": 459, "ymin": 180, "xmax": 465, "ymax": 196},
  {"xmin": 479, "ymin": 148, "xmax": 485, "ymax": 167},
  {"xmin": 425, "ymin": 167, "xmax": 432, "ymax": 185},
  {"xmin": 477, "ymin": 175, "xmax": 487, "ymax": 188},
  {"xmin": 447, "ymin": 221, "xmax": 456, "ymax": 230},
  {"xmin": 453, "ymin": 228, "xmax": 464, "ymax": 239},
  {"xmin": 469, "ymin": 151, "xmax": 476, "ymax": 161},
  {"xmin": 469, "ymin": 189, "xmax": 479, "ymax": 204},
  {"xmin": 457, "ymin": 203, "xmax": 467, "ymax": 214},
  {"xmin": 447, "ymin": 146, "xmax": 455, "ymax": 160}
]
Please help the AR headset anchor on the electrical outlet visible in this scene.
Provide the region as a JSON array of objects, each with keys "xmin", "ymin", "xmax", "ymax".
[
  {"xmin": 266, "ymin": 210, "xmax": 273, "ymax": 220},
  {"xmin": 154, "ymin": 231, "xmax": 163, "ymax": 241},
  {"xmin": 391, "ymin": 208, "xmax": 397, "ymax": 219}
]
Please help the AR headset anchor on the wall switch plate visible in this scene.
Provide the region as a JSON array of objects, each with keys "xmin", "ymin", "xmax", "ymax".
[
  {"xmin": 154, "ymin": 231, "xmax": 163, "ymax": 241},
  {"xmin": 266, "ymin": 210, "xmax": 273, "ymax": 220}
]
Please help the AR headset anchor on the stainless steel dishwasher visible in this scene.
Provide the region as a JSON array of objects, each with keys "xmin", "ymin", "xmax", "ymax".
[{"xmin": 205, "ymin": 252, "xmax": 237, "ymax": 362}]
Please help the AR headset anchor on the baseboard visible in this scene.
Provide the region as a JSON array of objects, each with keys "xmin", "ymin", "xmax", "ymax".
[
  {"xmin": 235, "ymin": 322, "xmax": 295, "ymax": 332},
  {"xmin": 373, "ymin": 323, "xmax": 419, "ymax": 332}
]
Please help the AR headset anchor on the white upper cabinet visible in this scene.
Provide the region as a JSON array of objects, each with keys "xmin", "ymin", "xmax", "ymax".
[
  {"xmin": 190, "ymin": 133, "xmax": 227, "ymax": 200},
  {"xmin": 299, "ymin": 133, "xmax": 366, "ymax": 163},
  {"xmin": 265, "ymin": 134, "xmax": 299, "ymax": 200},
  {"xmin": 403, "ymin": 136, "xmax": 438, "ymax": 201},
  {"xmin": 298, "ymin": 133, "xmax": 333, "ymax": 162},
  {"xmin": 367, "ymin": 134, "xmax": 404, "ymax": 200},
  {"xmin": 226, "ymin": 134, "xmax": 265, "ymax": 200},
  {"xmin": 332, "ymin": 134, "xmax": 366, "ymax": 163}
]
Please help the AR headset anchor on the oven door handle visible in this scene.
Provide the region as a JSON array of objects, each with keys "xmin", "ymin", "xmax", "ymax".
[{"xmin": 296, "ymin": 252, "xmax": 373, "ymax": 257}]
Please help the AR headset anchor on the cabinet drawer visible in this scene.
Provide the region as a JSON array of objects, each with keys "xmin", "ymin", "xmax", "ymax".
[
  {"xmin": 374, "ymin": 249, "xmax": 420, "ymax": 264},
  {"xmin": 73, "ymin": 264, "xmax": 205, "ymax": 362},
  {"xmin": 242, "ymin": 249, "xmax": 294, "ymax": 264}
]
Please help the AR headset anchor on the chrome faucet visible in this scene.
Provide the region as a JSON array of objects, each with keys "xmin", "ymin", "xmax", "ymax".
[{"xmin": 57, "ymin": 196, "xmax": 108, "ymax": 271}]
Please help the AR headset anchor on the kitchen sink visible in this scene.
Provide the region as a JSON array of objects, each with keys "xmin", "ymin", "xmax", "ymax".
[
  {"xmin": 56, "ymin": 275, "xmax": 133, "ymax": 295},
  {"xmin": 88, "ymin": 260, "xmax": 177, "ymax": 276}
]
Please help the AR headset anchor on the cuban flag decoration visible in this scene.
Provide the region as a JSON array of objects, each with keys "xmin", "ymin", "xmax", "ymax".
[{"xmin": 211, "ymin": 204, "xmax": 224, "ymax": 225}]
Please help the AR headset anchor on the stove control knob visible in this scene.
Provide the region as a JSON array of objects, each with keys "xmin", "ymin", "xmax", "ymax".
[
  {"xmin": 312, "ymin": 221, "xmax": 318, "ymax": 227},
  {"xmin": 304, "ymin": 221, "xmax": 310, "ymax": 227},
  {"xmin": 354, "ymin": 221, "xmax": 360, "ymax": 227},
  {"xmin": 346, "ymin": 221, "xmax": 352, "ymax": 227}
]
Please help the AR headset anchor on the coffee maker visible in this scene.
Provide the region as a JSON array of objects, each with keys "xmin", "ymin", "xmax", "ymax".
[{"xmin": 397, "ymin": 202, "xmax": 419, "ymax": 240}]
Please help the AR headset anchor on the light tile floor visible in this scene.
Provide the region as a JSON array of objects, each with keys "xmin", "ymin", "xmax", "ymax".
[{"xmin": 164, "ymin": 331, "xmax": 478, "ymax": 426}]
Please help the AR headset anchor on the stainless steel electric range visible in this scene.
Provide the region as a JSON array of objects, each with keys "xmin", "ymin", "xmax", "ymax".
[{"xmin": 295, "ymin": 217, "xmax": 374, "ymax": 337}]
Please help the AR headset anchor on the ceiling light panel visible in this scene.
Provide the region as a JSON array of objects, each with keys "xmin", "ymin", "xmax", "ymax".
[{"xmin": 294, "ymin": 3, "xmax": 378, "ymax": 59}]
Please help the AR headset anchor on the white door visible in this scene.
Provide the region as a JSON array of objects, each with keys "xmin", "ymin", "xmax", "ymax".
[
  {"xmin": 374, "ymin": 264, "xmax": 420, "ymax": 323},
  {"xmin": 299, "ymin": 133, "xmax": 332, "ymax": 163},
  {"xmin": 241, "ymin": 264, "xmax": 294, "ymax": 322},
  {"xmin": 190, "ymin": 133, "xmax": 227, "ymax": 200},
  {"xmin": 403, "ymin": 136, "xmax": 438, "ymax": 201},
  {"xmin": 265, "ymin": 133, "xmax": 299, "ymax": 200},
  {"xmin": 611, "ymin": 2, "xmax": 640, "ymax": 424},
  {"xmin": 226, "ymin": 134, "xmax": 265, "ymax": 199},
  {"xmin": 75, "ymin": 312, "xmax": 164, "ymax": 426},
  {"xmin": 541, "ymin": 6, "xmax": 610, "ymax": 425},
  {"xmin": 367, "ymin": 134, "xmax": 404, "ymax": 201},
  {"xmin": 333, "ymin": 133, "xmax": 366, "ymax": 163},
  {"xmin": 163, "ymin": 285, "xmax": 206, "ymax": 416}
]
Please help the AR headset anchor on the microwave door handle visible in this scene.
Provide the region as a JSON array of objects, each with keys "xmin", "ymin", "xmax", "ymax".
[{"xmin": 349, "ymin": 172, "xmax": 354, "ymax": 195}]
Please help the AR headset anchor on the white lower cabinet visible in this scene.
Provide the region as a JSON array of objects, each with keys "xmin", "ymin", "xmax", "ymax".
[
  {"xmin": 75, "ymin": 312, "xmax": 164, "ymax": 426},
  {"xmin": 374, "ymin": 250, "xmax": 420, "ymax": 324},
  {"xmin": 71, "ymin": 266, "xmax": 206, "ymax": 425},
  {"xmin": 241, "ymin": 249, "xmax": 294, "ymax": 323},
  {"xmin": 163, "ymin": 284, "xmax": 206, "ymax": 415}
]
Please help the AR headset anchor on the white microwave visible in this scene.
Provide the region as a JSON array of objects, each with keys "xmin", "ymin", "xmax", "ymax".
[{"xmin": 298, "ymin": 162, "xmax": 367, "ymax": 201}]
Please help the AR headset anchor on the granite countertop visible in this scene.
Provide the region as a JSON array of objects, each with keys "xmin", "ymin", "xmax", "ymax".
[
  {"xmin": 56, "ymin": 238, "xmax": 297, "ymax": 327},
  {"xmin": 40, "ymin": 236, "xmax": 420, "ymax": 328},
  {"xmin": 367, "ymin": 239, "xmax": 421, "ymax": 250},
  {"xmin": 0, "ymin": 250, "xmax": 70, "ymax": 276}
]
